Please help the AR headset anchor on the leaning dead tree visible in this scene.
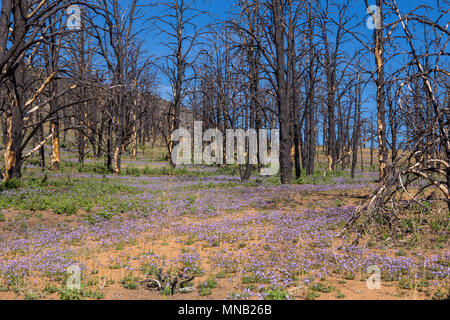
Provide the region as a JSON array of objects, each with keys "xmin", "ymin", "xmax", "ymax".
[{"xmin": 346, "ymin": 1, "xmax": 450, "ymax": 238}]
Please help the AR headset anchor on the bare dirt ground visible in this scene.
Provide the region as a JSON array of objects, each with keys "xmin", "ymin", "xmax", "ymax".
[{"xmin": 0, "ymin": 177, "xmax": 447, "ymax": 300}]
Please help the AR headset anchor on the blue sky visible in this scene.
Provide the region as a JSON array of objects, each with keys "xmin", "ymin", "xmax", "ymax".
[
  {"xmin": 136, "ymin": 0, "xmax": 234, "ymax": 98},
  {"xmin": 82, "ymin": 0, "xmax": 443, "ymax": 149},
  {"xmin": 135, "ymin": 0, "xmax": 437, "ymax": 99},
  {"xmin": 123, "ymin": 0, "xmax": 444, "ymax": 147}
]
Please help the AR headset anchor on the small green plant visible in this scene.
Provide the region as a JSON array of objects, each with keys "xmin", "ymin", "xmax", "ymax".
[
  {"xmin": 185, "ymin": 235, "xmax": 197, "ymax": 245},
  {"xmin": 197, "ymin": 277, "xmax": 217, "ymax": 296},
  {"xmin": 432, "ymin": 288, "xmax": 449, "ymax": 300},
  {"xmin": 0, "ymin": 178, "xmax": 22, "ymax": 191},
  {"xmin": 141, "ymin": 264, "xmax": 160, "ymax": 276},
  {"xmin": 264, "ymin": 288, "xmax": 289, "ymax": 300},
  {"xmin": 6, "ymin": 274, "xmax": 25, "ymax": 293},
  {"xmin": 187, "ymin": 194, "xmax": 196, "ymax": 205},
  {"xmin": 305, "ymin": 290, "xmax": 320, "ymax": 300},
  {"xmin": 58, "ymin": 288, "xmax": 105, "ymax": 300},
  {"xmin": 124, "ymin": 167, "xmax": 142, "ymax": 177},
  {"xmin": 115, "ymin": 241, "xmax": 125, "ymax": 251},
  {"xmin": 97, "ymin": 210, "xmax": 113, "ymax": 220},
  {"xmin": 199, "ymin": 278, "xmax": 218, "ymax": 289},
  {"xmin": 335, "ymin": 199, "xmax": 345, "ymax": 207},
  {"xmin": 245, "ymin": 284, "xmax": 258, "ymax": 291},
  {"xmin": 120, "ymin": 274, "xmax": 140, "ymax": 290},
  {"xmin": 312, "ymin": 282, "xmax": 334, "ymax": 293},
  {"xmin": 43, "ymin": 283, "xmax": 59, "ymax": 294},
  {"xmin": 161, "ymin": 286, "xmax": 173, "ymax": 296},
  {"xmin": 58, "ymin": 289, "xmax": 84, "ymax": 300},
  {"xmin": 180, "ymin": 252, "xmax": 204, "ymax": 276},
  {"xmin": 53, "ymin": 199, "xmax": 78, "ymax": 215},
  {"xmin": 198, "ymin": 286, "xmax": 212, "ymax": 296},
  {"xmin": 398, "ymin": 277, "xmax": 415, "ymax": 290},
  {"xmin": 242, "ymin": 274, "xmax": 269, "ymax": 284},
  {"xmin": 24, "ymin": 290, "xmax": 40, "ymax": 300},
  {"xmin": 344, "ymin": 272, "xmax": 355, "ymax": 280},
  {"xmin": 83, "ymin": 289, "xmax": 105, "ymax": 300}
]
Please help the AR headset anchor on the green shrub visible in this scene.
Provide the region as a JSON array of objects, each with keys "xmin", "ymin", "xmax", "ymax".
[
  {"xmin": 312, "ymin": 282, "xmax": 334, "ymax": 293},
  {"xmin": 120, "ymin": 274, "xmax": 140, "ymax": 290},
  {"xmin": 0, "ymin": 178, "xmax": 22, "ymax": 191},
  {"xmin": 264, "ymin": 288, "xmax": 289, "ymax": 300},
  {"xmin": 199, "ymin": 278, "xmax": 218, "ymax": 289},
  {"xmin": 53, "ymin": 198, "xmax": 79, "ymax": 215},
  {"xmin": 198, "ymin": 287, "xmax": 212, "ymax": 296}
]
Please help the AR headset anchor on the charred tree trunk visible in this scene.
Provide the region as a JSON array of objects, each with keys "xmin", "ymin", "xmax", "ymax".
[
  {"xmin": 106, "ymin": 117, "xmax": 113, "ymax": 170},
  {"xmin": 351, "ymin": 66, "xmax": 362, "ymax": 178},
  {"xmin": 113, "ymin": 89, "xmax": 125, "ymax": 175},
  {"xmin": 2, "ymin": 1, "xmax": 26, "ymax": 182},
  {"xmin": 273, "ymin": 0, "xmax": 291, "ymax": 184},
  {"xmin": 367, "ymin": 0, "xmax": 388, "ymax": 181}
]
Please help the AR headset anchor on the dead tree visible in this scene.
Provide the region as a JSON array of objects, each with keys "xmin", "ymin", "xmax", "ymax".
[
  {"xmin": 153, "ymin": 0, "xmax": 208, "ymax": 167},
  {"xmin": 365, "ymin": 0, "xmax": 389, "ymax": 182},
  {"xmin": 93, "ymin": 0, "xmax": 139, "ymax": 174},
  {"xmin": 0, "ymin": 0, "xmax": 85, "ymax": 181},
  {"xmin": 345, "ymin": 1, "xmax": 450, "ymax": 238}
]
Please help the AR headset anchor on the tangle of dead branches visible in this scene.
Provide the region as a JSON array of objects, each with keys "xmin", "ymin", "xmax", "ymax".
[{"xmin": 342, "ymin": 132, "xmax": 449, "ymax": 243}]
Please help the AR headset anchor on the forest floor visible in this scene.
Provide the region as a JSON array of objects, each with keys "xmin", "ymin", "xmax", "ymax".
[{"xmin": 0, "ymin": 147, "xmax": 448, "ymax": 300}]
